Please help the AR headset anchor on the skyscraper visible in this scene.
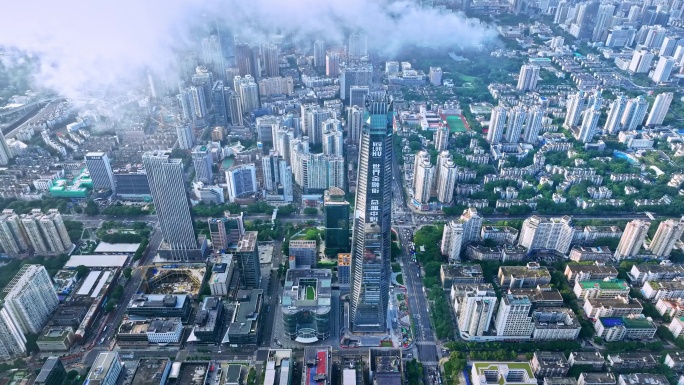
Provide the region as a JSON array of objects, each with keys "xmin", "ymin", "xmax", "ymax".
[
  {"xmin": 0, "ymin": 209, "xmax": 29, "ymax": 256},
  {"xmin": 651, "ymin": 56, "xmax": 675, "ymax": 83},
  {"xmin": 340, "ymin": 65, "xmax": 373, "ymax": 101},
  {"xmin": 226, "ymin": 90, "xmax": 243, "ymax": 126},
  {"xmin": 176, "ymin": 122, "xmax": 195, "ymax": 150},
  {"xmin": 487, "ymin": 106, "xmax": 507, "ymax": 144},
  {"xmin": 649, "ymin": 218, "xmax": 684, "ymax": 257},
  {"xmin": 235, "ymin": 231, "xmax": 260, "ymax": 289},
  {"xmin": 324, "ymin": 187, "xmax": 350, "ymax": 256},
  {"xmin": 620, "ymin": 95, "xmax": 649, "ymax": 131},
  {"xmin": 225, "ymin": 164, "xmax": 257, "ymax": 202},
  {"xmin": 646, "ymin": 92, "xmax": 673, "ymax": 126},
  {"xmin": 412, "ymin": 152, "xmax": 434, "ymax": 205},
  {"xmin": 564, "ymin": 90, "xmax": 585, "ymax": 128},
  {"xmin": 313, "ymin": 40, "xmax": 326, "ymax": 68},
  {"xmin": 325, "ymin": 52, "xmax": 341, "ymax": 77},
  {"xmin": 192, "ymin": 145, "xmax": 213, "ymax": 184},
  {"xmin": 434, "ymin": 125, "xmax": 449, "ymax": 151},
  {"xmin": 3, "ymin": 265, "xmax": 58, "ymax": 334},
  {"xmin": 604, "ymin": 95, "xmax": 628, "ymax": 134},
  {"xmin": 0, "ymin": 130, "xmax": 12, "ymax": 166},
  {"xmin": 591, "ymin": 4, "xmax": 615, "ymax": 42},
  {"xmin": 347, "ymin": 106, "xmax": 364, "ymax": 146},
  {"xmin": 349, "ymin": 86, "xmax": 370, "ymax": 109},
  {"xmin": 504, "ymin": 105, "xmax": 526, "ymax": 143},
  {"xmin": 436, "ymin": 152, "xmax": 457, "ymax": 204},
  {"xmin": 576, "ymin": 96, "xmax": 602, "ymax": 143},
  {"xmin": 261, "ymin": 43, "xmax": 280, "ymax": 78},
  {"xmin": 456, "ymin": 285, "xmax": 498, "ymax": 339},
  {"xmin": 85, "ymin": 152, "xmax": 115, "ymax": 192},
  {"xmin": 614, "ymin": 219, "xmax": 650, "ymax": 260},
  {"xmin": 235, "ymin": 43, "xmax": 255, "ymax": 77},
  {"xmin": 516, "ymin": 65, "xmax": 540, "ymax": 91},
  {"xmin": 212, "ymin": 81, "xmax": 227, "ymax": 126},
  {"xmin": 350, "ymin": 93, "xmax": 393, "ymax": 332},
  {"xmin": 348, "ymin": 32, "xmax": 368, "ymax": 59},
  {"xmin": 201, "ymin": 35, "xmax": 225, "ymax": 78},
  {"xmin": 234, "ymin": 75, "xmax": 260, "ymax": 113},
  {"xmin": 143, "ymin": 151, "xmax": 198, "ymax": 258}
]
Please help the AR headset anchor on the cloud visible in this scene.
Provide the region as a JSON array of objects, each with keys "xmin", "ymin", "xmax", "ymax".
[{"xmin": 0, "ymin": 0, "xmax": 495, "ymax": 99}]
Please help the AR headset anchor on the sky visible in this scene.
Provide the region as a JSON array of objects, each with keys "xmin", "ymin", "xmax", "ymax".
[{"xmin": 0, "ymin": 0, "xmax": 496, "ymax": 99}]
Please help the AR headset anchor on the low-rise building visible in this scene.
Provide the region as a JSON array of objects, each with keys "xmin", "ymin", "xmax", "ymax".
[
  {"xmin": 583, "ymin": 296, "xmax": 643, "ymax": 318},
  {"xmin": 668, "ymin": 316, "xmax": 684, "ymax": 338},
  {"xmin": 628, "ymin": 263, "xmax": 684, "ymax": 285},
  {"xmin": 665, "ymin": 351, "xmax": 684, "ymax": 371},
  {"xmin": 127, "ymin": 294, "xmax": 191, "ymax": 320},
  {"xmin": 564, "ymin": 264, "xmax": 618, "ymax": 283},
  {"xmin": 545, "ymin": 378, "xmax": 577, "ymax": 385},
  {"xmin": 508, "ymin": 286, "xmax": 564, "ymax": 308},
  {"xmin": 569, "ymin": 246, "xmax": 613, "ymax": 262},
  {"xmin": 568, "ymin": 351, "xmax": 605, "ymax": 370},
  {"xmin": 606, "ymin": 352, "xmax": 658, "ymax": 370},
  {"xmin": 146, "ymin": 318, "xmax": 183, "ymax": 344},
  {"xmin": 498, "ymin": 263, "xmax": 551, "ymax": 288},
  {"xmin": 481, "ymin": 226, "xmax": 519, "ymax": 244},
  {"xmin": 130, "ymin": 358, "xmax": 172, "ymax": 385},
  {"xmin": 36, "ymin": 326, "xmax": 75, "ymax": 352},
  {"xmin": 578, "ymin": 373, "xmax": 616, "ymax": 385},
  {"xmin": 530, "ymin": 351, "xmax": 569, "ymax": 378},
  {"xmin": 656, "ymin": 298, "xmax": 684, "ymax": 318},
  {"xmin": 531, "ymin": 308, "xmax": 581, "ymax": 340},
  {"xmin": 573, "ymin": 279, "xmax": 629, "ymax": 300},
  {"xmin": 595, "ymin": 317, "xmax": 657, "ymax": 342},
  {"xmin": 263, "ymin": 349, "xmax": 292, "ymax": 385},
  {"xmin": 471, "ymin": 362, "xmax": 537, "ymax": 385},
  {"xmin": 642, "ymin": 280, "xmax": 684, "ymax": 300},
  {"xmin": 193, "ymin": 297, "xmax": 224, "ymax": 341},
  {"xmin": 440, "ymin": 264, "xmax": 484, "ymax": 289},
  {"xmin": 617, "ymin": 374, "xmax": 668, "ymax": 385},
  {"xmin": 223, "ymin": 289, "xmax": 263, "ymax": 345}
]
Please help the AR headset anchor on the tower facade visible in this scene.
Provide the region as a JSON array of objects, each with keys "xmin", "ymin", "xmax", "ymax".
[
  {"xmin": 192, "ymin": 145, "xmax": 213, "ymax": 184},
  {"xmin": 350, "ymin": 93, "xmax": 393, "ymax": 332},
  {"xmin": 649, "ymin": 218, "xmax": 684, "ymax": 257},
  {"xmin": 564, "ymin": 90, "xmax": 585, "ymax": 128},
  {"xmin": 487, "ymin": 106, "xmax": 507, "ymax": 144},
  {"xmin": 621, "ymin": 95, "xmax": 649, "ymax": 131},
  {"xmin": 646, "ymin": 92, "xmax": 674, "ymax": 126},
  {"xmin": 614, "ymin": 219, "xmax": 650, "ymax": 260},
  {"xmin": 3, "ymin": 265, "xmax": 59, "ymax": 334},
  {"xmin": 412, "ymin": 153, "xmax": 434, "ymax": 205},
  {"xmin": 85, "ymin": 152, "xmax": 115, "ymax": 192},
  {"xmin": 143, "ymin": 151, "xmax": 197, "ymax": 256},
  {"xmin": 457, "ymin": 286, "xmax": 498, "ymax": 338},
  {"xmin": 516, "ymin": 65, "xmax": 540, "ymax": 91},
  {"xmin": 324, "ymin": 187, "xmax": 351, "ymax": 256}
]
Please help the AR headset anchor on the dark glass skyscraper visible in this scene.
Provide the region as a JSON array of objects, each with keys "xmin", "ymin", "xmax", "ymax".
[
  {"xmin": 324, "ymin": 187, "xmax": 350, "ymax": 257},
  {"xmin": 350, "ymin": 93, "xmax": 393, "ymax": 332}
]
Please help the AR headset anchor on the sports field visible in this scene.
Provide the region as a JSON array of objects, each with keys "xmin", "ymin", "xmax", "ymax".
[
  {"xmin": 306, "ymin": 286, "xmax": 315, "ymax": 300},
  {"xmin": 446, "ymin": 115, "xmax": 468, "ymax": 133}
]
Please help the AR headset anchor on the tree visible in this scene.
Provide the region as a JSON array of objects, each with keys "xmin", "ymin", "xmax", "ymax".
[
  {"xmin": 84, "ymin": 199, "xmax": 99, "ymax": 216},
  {"xmin": 123, "ymin": 267, "xmax": 132, "ymax": 279},
  {"xmin": 303, "ymin": 207, "xmax": 318, "ymax": 216},
  {"xmin": 76, "ymin": 265, "xmax": 88, "ymax": 279}
]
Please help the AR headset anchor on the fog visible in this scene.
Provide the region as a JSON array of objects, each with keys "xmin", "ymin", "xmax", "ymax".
[{"xmin": 0, "ymin": 0, "xmax": 495, "ymax": 99}]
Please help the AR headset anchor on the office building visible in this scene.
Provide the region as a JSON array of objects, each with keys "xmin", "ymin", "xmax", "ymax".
[
  {"xmin": 518, "ymin": 216, "xmax": 574, "ymax": 255},
  {"xmin": 591, "ymin": 4, "xmax": 615, "ymax": 42},
  {"xmin": 288, "ymin": 240, "xmax": 317, "ymax": 269},
  {"xmin": 564, "ymin": 90, "xmax": 585, "ymax": 128},
  {"xmin": 0, "ymin": 209, "xmax": 30, "ymax": 256},
  {"xmin": 429, "ymin": 67, "xmax": 443, "ymax": 86},
  {"xmin": 212, "ymin": 81, "xmax": 227, "ymax": 126},
  {"xmin": 226, "ymin": 90, "xmax": 244, "ymax": 126},
  {"xmin": 350, "ymin": 93, "xmax": 393, "ymax": 332},
  {"xmin": 262, "ymin": 43, "xmax": 279, "ymax": 78},
  {"xmin": 235, "ymin": 43, "xmax": 257, "ymax": 78},
  {"xmin": 324, "ymin": 187, "xmax": 350, "ymax": 256},
  {"xmin": 348, "ymin": 32, "xmax": 367, "ymax": 59},
  {"xmin": 646, "ymin": 92, "xmax": 673, "ymax": 126},
  {"xmin": 629, "ymin": 50, "xmax": 654, "ymax": 73},
  {"xmin": 494, "ymin": 294, "xmax": 534, "ymax": 337},
  {"xmin": 487, "ymin": 106, "xmax": 507, "ymax": 144},
  {"xmin": 34, "ymin": 357, "xmax": 67, "ymax": 385},
  {"xmin": 0, "ymin": 306, "xmax": 27, "ymax": 361},
  {"xmin": 128, "ymin": 294, "xmax": 191, "ymax": 319},
  {"xmin": 113, "ymin": 171, "xmax": 150, "ymax": 200},
  {"xmin": 325, "ymin": 52, "xmax": 341, "ymax": 77},
  {"xmin": 201, "ymin": 35, "xmax": 225, "ymax": 78},
  {"xmin": 282, "ymin": 269, "xmax": 332, "ymax": 342},
  {"xmin": 652, "ymin": 56, "xmax": 675, "ymax": 83},
  {"xmin": 85, "ymin": 152, "xmax": 115, "ymax": 192},
  {"xmin": 531, "ymin": 351, "xmax": 570, "ymax": 379},
  {"xmin": 649, "ymin": 218, "xmax": 684, "ymax": 257},
  {"xmin": 498, "ymin": 264, "xmax": 552, "ymax": 288},
  {"xmin": 223, "ymin": 289, "xmax": 262, "ymax": 345},
  {"xmin": 143, "ymin": 151, "xmax": 198, "ymax": 259},
  {"xmin": 236, "ymin": 231, "xmax": 260, "ymax": 289},
  {"xmin": 614, "ymin": 219, "xmax": 650, "ymax": 260},
  {"xmin": 517, "ymin": 65, "xmax": 540, "ymax": 91},
  {"xmin": 208, "ymin": 211, "xmax": 244, "ymax": 250},
  {"xmin": 85, "ymin": 352, "xmax": 123, "ymax": 385},
  {"xmin": 226, "ymin": 164, "xmax": 257, "ymax": 202},
  {"xmin": 454, "ymin": 284, "xmax": 497, "ymax": 339},
  {"xmin": 441, "ymin": 265, "xmax": 484, "ymax": 289},
  {"xmin": 340, "ymin": 64, "xmax": 373, "ymax": 101},
  {"xmin": 412, "ymin": 152, "xmax": 433, "ymax": 205},
  {"xmin": 175, "ymin": 122, "xmax": 195, "ymax": 150},
  {"xmin": 573, "ymin": 279, "xmax": 630, "ymax": 300},
  {"xmin": 620, "ymin": 95, "xmax": 649, "ymax": 132},
  {"xmin": 349, "ymin": 86, "xmax": 370, "ymax": 109},
  {"xmin": 193, "ymin": 297, "xmax": 224, "ymax": 341},
  {"xmin": 313, "ymin": 40, "xmax": 325, "ymax": 68},
  {"xmin": 192, "ymin": 145, "xmax": 213, "ymax": 184},
  {"xmin": 303, "ymin": 347, "xmax": 332, "ymax": 385}
]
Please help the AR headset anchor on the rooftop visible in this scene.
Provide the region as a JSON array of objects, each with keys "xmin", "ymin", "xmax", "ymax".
[
  {"xmin": 566, "ymin": 264, "xmax": 618, "ymax": 274},
  {"xmin": 282, "ymin": 269, "xmax": 332, "ymax": 314},
  {"xmin": 35, "ymin": 357, "xmax": 62, "ymax": 383},
  {"xmin": 94, "ymin": 242, "xmax": 141, "ymax": 253},
  {"xmin": 647, "ymin": 280, "xmax": 684, "ymax": 290},
  {"xmin": 579, "ymin": 279, "xmax": 628, "ymax": 291},
  {"xmin": 131, "ymin": 359, "xmax": 172, "ymax": 385},
  {"xmin": 441, "ymin": 264, "xmax": 484, "ymax": 278},
  {"xmin": 128, "ymin": 294, "xmax": 188, "ymax": 310},
  {"xmin": 224, "ymin": 289, "xmax": 262, "ymax": 340},
  {"xmin": 472, "ymin": 361, "xmax": 535, "ymax": 378},
  {"xmin": 617, "ymin": 373, "xmax": 668, "ymax": 385},
  {"xmin": 64, "ymin": 254, "xmax": 128, "ymax": 268},
  {"xmin": 499, "ymin": 265, "xmax": 551, "ymax": 278},
  {"xmin": 237, "ymin": 231, "xmax": 257, "ymax": 253},
  {"xmin": 87, "ymin": 352, "xmax": 121, "ymax": 383}
]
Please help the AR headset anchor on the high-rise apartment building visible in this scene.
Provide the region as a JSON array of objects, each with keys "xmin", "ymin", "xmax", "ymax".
[
  {"xmin": 175, "ymin": 122, "xmax": 195, "ymax": 150},
  {"xmin": 325, "ymin": 52, "xmax": 341, "ymax": 77},
  {"xmin": 38, "ymin": 209, "xmax": 72, "ymax": 254},
  {"xmin": 324, "ymin": 187, "xmax": 351, "ymax": 256},
  {"xmin": 0, "ymin": 306, "xmax": 26, "ymax": 361},
  {"xmin": 3, "ymin": 265, "xmax": 58, "ymax": 334},
  {"xmin": 143, "ymin": 151, "xmax": 198, "ymax": 257},
  {"xmin": 614, "ymin": 220, "xmax": 650, "ymax": 260},
  {"xmin": 516, "ymin": 65, "xmax": 540, "ymax": 91},
  {"xmin": 429, "ymin": 67, "xmax": 443, "ymax": 86},
  {"xmin": 347, "ymin": 106, "xmax": 364, "ymax": 146},
  {"xmin": 651, "ymin": 56, "xmax": 675, "ymax": 83},
  {"xmin": 225, "ymin": 164, "xmax": 257, "ymax": 202},
  {"xmin": 192, "ymin": 145, "xmax": 213, "ymax": 184},
  {"xmin": 0, "ymin": 130, "xmax": 11, "ymax": 165},
  {"xmin": 495, "ymin": 295, "xmax": 534, "ymax": 337},
  {"xmin": 461, "ymin": 208, "xmax": 484, "ymax": 243},
  {"xmin": 340, "ymin": 65, "xmax": 373, "ymax": 101},
  {"xmin": 456, "ymin": 285, "xmax": 498, "ymax": 339},
  {"xmin": 349, "ymin": 86, "xmax": 370, "ymax": 109},
  {"xmin": 412, "ymin": 152, "xmax": 433, "ymax": 205},
  {"xmin": 436, "ymin": 153, "xmax": 457, "ymax": 204},
  {"xmin": 646, "ymin": 92, "xmax": 673, "ymax": 126},
  {"xmin": 201, "ymin": 35, "xmax": 225, "ymax": 78},
  {"xmin": 322, "ymin": 126, "xmax": 344, "ymax": 156},
  {"xmin": 522, "ymin": 106, "xmax": 544, "ymax": 143},
  {"xmin": 576, "ymin": 99, "xmax": 601, "ymax": 143},
  {"xmin": 564, "ymin": 90, "xmax": 586, "ymax": 128},
  {"xmin": 591, "ymin": 4, "xmax": 615, "ymax": 42},
  {"xmin": 235, "ymin": 43, "xmax": 257, "ymax": 77},
  {"xmin": 261, "ymin": 151, "xmax": 293, "ymax": 202},
  {"xmin": 660, "ymin": 36, "xmax": 679, "ymax": 57},
  {"xmin": 313, "ymin": 40, "xmax": 326, "ymax": 68},
  {"xmin": 0, "ymin": 210, "xmax": 28, "ymax": 256},
  {"xmin": 441, "ymin": 221, "xmax": 464, "ymax": 262},
  {"xmin": 348, "ymin": 32, "xmax": 368, "ymax": 59},
  {"xmin": 518, "ymin": 215, "xmax": 574, "ymax": 255},
  {"xmin": 85, "ymin": 153, "xmax": 114, "ymax": 190},
  {"xmin": 234, "ymin": 75, "xmax": 260, "ymax": 113},
  {"xmin": 629, "ymin": 50, "xmax": 655, "ymax": 73},
  {"xmin": 350, "ymin": 93, "xmax": 393, "ymax": 332},
  {"xmin": 487, "ymin": 106, "xmax": 507, "ymax": 144},
  {"xmin": 434, "ymin": 125, "xmax": 449, "ymax": 152},
  {"xmin": 620, "ymin": 95, "xmax": 649, "ymax": 132},
  {"xmin": 649, "ymin": 218, "xmax": 684, "ymax": 257},
  {"xmin": 504, "ymin": 105, "xmax": 527, "ymax": 143},
  {"xmin": 261, "ymin": 43, "xmax": 280, "ymax": 78},
  {"xmin": 226, "ymin": 90, "xmax": 243, "ymax": 126},
  {"xmin": 604, "ymin": 95, "xmax": 627, "ymax": 135}
]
